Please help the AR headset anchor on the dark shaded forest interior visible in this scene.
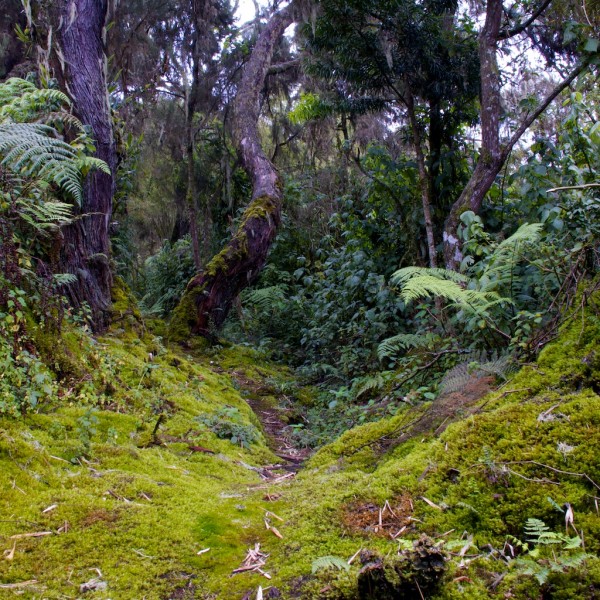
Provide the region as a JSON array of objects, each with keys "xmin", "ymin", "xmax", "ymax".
[{"xmin": 0, "ymin": 0, "xmax": 600, "ymax": 598}]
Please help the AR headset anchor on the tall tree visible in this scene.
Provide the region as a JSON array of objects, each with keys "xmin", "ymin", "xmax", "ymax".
[
  {"xmin": 49, "ymin": 0, "xmax": 117, "ymax": 329},
  {"xmin": 301, "ymin": 0, "xmax": 480, "ymax": 268},
  {"xmin": 442, "ymin": 0, "xmax": 594, "ymax": 269},
  {"xmin": 171, "ymin": 1, "xmax": 297, "ymax": 339}
]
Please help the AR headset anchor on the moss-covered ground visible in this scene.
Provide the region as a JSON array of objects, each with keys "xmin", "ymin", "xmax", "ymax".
[{"xmin": 1, "ymin": 290, "xmax": 600, "ymax": 598}]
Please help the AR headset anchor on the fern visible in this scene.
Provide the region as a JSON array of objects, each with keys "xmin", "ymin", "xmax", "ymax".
[
  {"xmin": 352, "ymin": 372, "xmax": 388, "ymax": 398},
  {"xmin": 0, "ymin": 78, "xmax": 72, "ymax": 122},
  {"xmin": 390, "ymin": 266, "xmax": 468, "ymax": 287},
  {"xmin": 440, "ymin": 351, "xmax": 515, "ymax": 394},
  {"xmin": 377, "ymin": 332, "xmax": 440, "ymax": 361},
  {"xmin": 511, "ymin": 518, "xmax": 590, "ymax": 585},
  {"xmin": 0, "ymin": 123, "xmax": 109, "ymax": 205},
  {"xmin": 311, "ymin": 555, "xmax": 350, "ymax": 574},
  {"xmin": 245, "ymin": 285, "xmax": 288, "ymax": 313},
  {"xmin": 52, "ymin": 273, "xmax": 78, "ymax": 286},
  {"xmin": 525, "ymin": 518, "xmax": 558, "ymax": 545},
  {"xmin": 0, "ymin": 79, "xmax": 110, "ymax": 205}
]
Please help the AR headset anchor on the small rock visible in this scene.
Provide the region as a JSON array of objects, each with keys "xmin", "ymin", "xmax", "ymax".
[{"xmin": 80, "ymin": 578, "xmax": 107, "ymax": 593}]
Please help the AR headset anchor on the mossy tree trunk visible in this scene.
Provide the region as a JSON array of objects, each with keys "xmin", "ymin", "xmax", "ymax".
[
  {"xmin": 170, "ymin": 1, "xmax": 296, "ymax": 339},
  {"xmin": 53, "ymin": 0, "xmax": 117, "ymax": 330}
]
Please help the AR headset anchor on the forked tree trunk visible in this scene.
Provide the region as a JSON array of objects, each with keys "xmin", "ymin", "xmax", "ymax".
[
  {"xmin": 443, "ymin": 0, "xmax": 588, "ymax": 270},
  {"xmin": 170, "ymin": 2, "xmax": 296, "ymax": 340},
  {"xmin": 54, "ymin": 0, "xmax": 116, "ymax": 330}
]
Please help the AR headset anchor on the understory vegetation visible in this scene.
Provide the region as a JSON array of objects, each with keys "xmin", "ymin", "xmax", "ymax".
[{"xmin": 1, "ymin": 0, "xmax": 600, "ymax": 597}]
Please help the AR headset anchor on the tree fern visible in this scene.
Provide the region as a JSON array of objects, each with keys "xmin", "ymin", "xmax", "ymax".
[{"xmin": 311, "ymin": 555, "xmax": 350, "ymax": 574}]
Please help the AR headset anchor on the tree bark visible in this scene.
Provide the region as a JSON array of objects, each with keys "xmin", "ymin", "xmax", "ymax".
[
  {"xmin": 54, "ymin": 0, "xmax": 116, "ymax": 330},
  {"xmin": 442, "ymin": 0, "xmax": 588, "ymax": 270},
  {"xmin": 405, "ymin": 86, "xmax": 437, "ymax": 268},
  {"xmin": 170, "ymin": 2, "xmax": 296, "ymax": 339}
]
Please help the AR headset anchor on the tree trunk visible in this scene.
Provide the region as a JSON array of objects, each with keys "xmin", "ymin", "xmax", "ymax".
[
  {"xmin": 186, "ymin": 91, "xmax": 202, "ymax": 272},
  {"xmin": 442, "ymin": 0, "xmax": 501, "ymax": 270},
  {"xmin": 442, "ymin": 0, "xmax": 587, "ymax": 270},
  {"xmin": 405, "ymin": 87, "xmax": 437, "ymax": 268},
  {"xmin": 55, "ymin": 0, "xmax": 116, "ymax": 330},
  {"xmin": 170, "ymin": 2, "xmax": 296, "ymax": 340}
]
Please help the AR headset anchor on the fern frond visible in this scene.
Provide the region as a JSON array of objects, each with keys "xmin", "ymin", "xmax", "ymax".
[
  {"xmin": 398, "ymin": 274, "xmax": 501, "ymax": 307},
  {"xmin": 0, "ymin": 123, "xmax": 108, "ymax": 205},
  {"xmin": 311, "ymin": 556, "xmax": 350, "ymax": 574},
  {"xmin": 245, "ymin": 285, "xmax": 288, "ymax": 312},
  {"xmin": 16, "ymin": 198, "xmax": 72, "ymax": 230},
  {"xmin": 440, "ymin": 351, "xmax": 515, "ymax": 394},
  {"xmin": 352, "ymin": 372, "xmax": 388, "ymax": 398},
  {"xmin": 495, "ymin": 223, "xmax": 543, "ymax": 255},
  {"xmin": 377, "ymin": 332, "xmax": 439, "ymax": 361},
  {"xmin": 53, "ymin": 273, "xmax": 78, "ymax": 286},
  {"xmin": 390, "ymin": 266, "xmax": 468, "ymax": 287},
  {"xmin": 524, "ymin": 518, "xmax": 555, "ymax": 544}
]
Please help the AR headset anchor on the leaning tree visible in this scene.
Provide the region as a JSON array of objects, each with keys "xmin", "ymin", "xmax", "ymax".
[{"xmin": 170, "ymin": 1, "xmax": 298, "ymax": 339}]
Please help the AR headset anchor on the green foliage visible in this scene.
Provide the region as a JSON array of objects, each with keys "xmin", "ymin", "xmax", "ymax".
[
  {"xmin": 197, "ymin": 406, "xmax": 261, "ymax": 449},
  {"xmin": 288, "ymin": 92, "xmax": 332, "ymax": 125},
  {"xmin": 311, "ymin": 555, "xmax": 350, "ymax": 574},
  {"xmin": 0, "ymin": 78, "xmax": 110, "ymax": 205},
  {"xmin": 0, "ymin": 78, "xmax": 111, "ymax": 416},
  {"xmin": 389, "ymin": 220, "xmax": 563, "ymax": 351},
  {"xmin": 140, "ymin": 237, "xmax": 197, "ymax": 316},
  {"xmin": 510, "ymin": 518, "xmax": 590, "ymax": 585}
]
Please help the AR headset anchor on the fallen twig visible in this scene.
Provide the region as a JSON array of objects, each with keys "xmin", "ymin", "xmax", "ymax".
[
  {"xmin": 10, "ymin": 531, "xmax": 52, "ymax": 540},
  {"xmin": 347, "ymin": 548, "xmax": 362, "ymax": 565},
  {"xmin": 232, "ymin": 543, "xmax": 271, "ymax": 579},
  {"xmin": 0, "ymin": 580, "xmax": 37, "ymax": 589}
]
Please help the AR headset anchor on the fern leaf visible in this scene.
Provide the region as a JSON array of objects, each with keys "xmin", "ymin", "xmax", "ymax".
[
  {"xmin": 377, "ymin": 332, "xmax": 438, "ymax": 361},
  {"xmin": 53, "ymin": 273, "xmax": 78, "ymax": 286},
  {"xmin": 390, "ymin": 266, "xmax": 468, "ymax": 287},
  {"xmin": 311, "ymin": 556, "xmax": 350, "ymax": 574},
  {"xmin": 352, "ymin": 372, "xmax": 387, "ymax": 398},
  {"xmin": 524, "ymin": 518, "xmax": 552, "ymax": 544}
]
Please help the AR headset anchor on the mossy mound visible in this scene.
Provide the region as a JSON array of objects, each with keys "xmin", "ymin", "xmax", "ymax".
[
  {"xmin": 264, "ymin": 292, "xmax": 600, "ymax": 599},
  {"xmin": 2, "ymin": 288, "xmax": 600, "ymax": 599},
  {"xmin": 0, "ymin": 319, "xmax": 294, "ymax": 598}
]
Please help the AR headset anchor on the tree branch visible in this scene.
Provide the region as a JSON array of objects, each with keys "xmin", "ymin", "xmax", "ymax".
[
  {"xmin": 267, "ymin": 59, "xmax": 300, "ymax": 74},
  {"xmin": 501, "ymin": 58, "xmax": 590, "ymax": 161},
  {"xmin": 498, "ymin": 0, "xmax": 553, "ymax": 40}
]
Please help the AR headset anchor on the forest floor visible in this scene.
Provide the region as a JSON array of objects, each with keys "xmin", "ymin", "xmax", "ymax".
[
  {"xmin": 224, "ymin": 367, "xmax": 312, "ymax": 466},
  {"xmin": 1, "ymin": 297, "xmax": 600, "ymax": 599}
]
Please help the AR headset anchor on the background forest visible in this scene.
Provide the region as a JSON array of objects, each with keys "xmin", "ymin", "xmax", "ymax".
[{"xmin": 1, "ymin": 0, "xmax": 600, "ymax": 598}]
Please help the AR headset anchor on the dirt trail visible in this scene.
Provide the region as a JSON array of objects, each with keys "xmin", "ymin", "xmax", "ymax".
[{"xmin": 227, "ymin": 369, "xmax": 312, "ymax": 466}]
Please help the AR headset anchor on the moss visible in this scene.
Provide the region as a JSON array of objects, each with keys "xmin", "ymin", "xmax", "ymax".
[
  {"xmin": 204, "ymin": 193, "xmax": 279, "ymax": 279},
  {"xmin": 261, "ymin": 290, "xmax": 600, "ymax": 599},
  {"xmin": 0, "ymin": 332, "xmax": 293, "ymax": 598},
  {"xmin": 110, "ymin": 276, "xmax": 144, "ymax": 333},
  {"xmin": 167, "ymin": 281, "xmax": 209, "ymax": 345},
  {"xmin": 2, "ymin": 287, "xmax": 600, "ymax": 598}
]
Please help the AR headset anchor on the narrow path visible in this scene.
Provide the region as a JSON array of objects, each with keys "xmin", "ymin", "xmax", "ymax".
[{"xmin": 227, "ymin": 369, "xmax": 312, "ymax": 467}]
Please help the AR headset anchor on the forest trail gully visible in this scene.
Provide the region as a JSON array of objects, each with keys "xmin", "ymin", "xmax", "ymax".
[{"xmin": 219, "ymin": 366, "xmax": 312, "ymax": 478}]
